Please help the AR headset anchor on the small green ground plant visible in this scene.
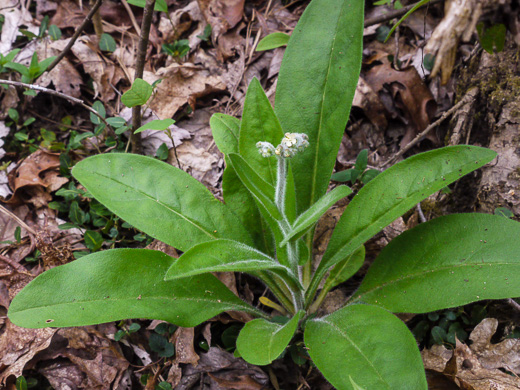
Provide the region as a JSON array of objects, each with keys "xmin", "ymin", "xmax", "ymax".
[{"xmin": 8, "ymin": 0, "xmax": 520, "ymax": 388}]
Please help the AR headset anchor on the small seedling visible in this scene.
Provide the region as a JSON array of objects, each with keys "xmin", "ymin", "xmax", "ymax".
[
  {"xmin": 331, "ymin": 149, "xmax": 380, "ymax": 185},
  {"xmin": 162, "ymin": 40, "xmax": 190, "ymax": 59}
]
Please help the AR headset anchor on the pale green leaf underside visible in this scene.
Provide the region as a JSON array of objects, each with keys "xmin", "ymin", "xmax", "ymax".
[
  {"xmin": 237, "ymin": 311, "xmax": 304, "ymax": 365},
  {"xmin": 164, "ymin": 239, "xmax": 300, "ymax": 288},
  {"xmin": 305, "ymin": 304, "xmax": 427, "ymax": 390},
  {"xmin": 282, "ymin": 185, "xmax": 352, "ymax": 245},
  {"xmin": 72, "ymin": 154, "xmax": 252, "ymax": 252},
  {"xmin": 275, "ymin": 0, "xmax": 364, "ymax": 214},
  {"xmin": 8, "ymin": 249, "xmax": 260, "ymax": 329},
  {"xmin": 256, "ymin": 32, "xmax": 290, "ymax": 51},
  {"xmin": 228, "ymin": 153, "xmax": 282, "ymax": 220},
  {"xmin": 319, "ymin": 146, "xmax": 497, "ymax": 279},
  {"xmin": 354, "ymin": 213, "xmax": 520, "ymax": 313}
]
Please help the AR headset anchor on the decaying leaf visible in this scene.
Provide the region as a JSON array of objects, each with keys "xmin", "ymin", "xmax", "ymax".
[
  {"xmin": 422, "ymin": 319, "xmax": 520, "ymax": 389},
  {"xmin": 197, "ymin": 0, "xmax": 244, "ymax": 39},
  {"xmin": 175, "ymin": 347, "xmax": 269, "ymax": 389},
  {"xmin": 167, "ymin": 327, "xmax": 200, "ymax": 387},
  {"xmin": 0, "ymin": 321, "xmax": 57, "ymax": 385},
  {"xmin": 37, "ymin": 41, "xmax": 83, "ymax": 98},
  {"xmin": 363, "ymin": 53, "xmax": 438, "ymax": 148},
  {"xmin": 2, "ymin": 150, "xmax": 68, "ymax": 207}
]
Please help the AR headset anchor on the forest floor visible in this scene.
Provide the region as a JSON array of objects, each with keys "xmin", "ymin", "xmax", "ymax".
[{"xmin": 1, "ymin": 0, "xmax": 520, "ymax": 389}]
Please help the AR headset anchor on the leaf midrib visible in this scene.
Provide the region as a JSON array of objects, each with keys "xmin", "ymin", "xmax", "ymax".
[
  {"xmin": 13, "ymin": 295, "xmax": 255, "ymax": 314},
  {"xmin": 89, "ymin": 170, "xmax": 217, "ymax": 241},
  {"xmin": 315, "ymin": 318, "xmax": 389, "ymax": 387},
  {"xmin": 323, "ymin": 160, "xmax": 481, "ymax": 269},
  {"xmin": 354, "ymin": 261, "xmax": 518, "ymax": 302},
  {"xmin": 310, "ymin": 3, "xmax": 346, "ymax": 209}
]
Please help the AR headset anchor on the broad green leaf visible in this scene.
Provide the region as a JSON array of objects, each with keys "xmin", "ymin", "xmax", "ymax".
[
  {"xmin": 281, "ymin": 185, "xmax": 352, "ymax": 245},
  {"xmin": 36, "ymin": 56, "xmax": 56, "ymax": 77},
  {"xmin": 8, "ymin": 249, "xmax": 262, "ymax": 328},
  {"xmin": 237, "ymin": 311, "xmax": 304, "ymax": 365},
  {"xmin": 311, "ymin": 146, "xmax": 497, "ymax": 300},
  {"xmin": 121, "ymin": 78, "xmax": 153, "ymax": 107},
  {"xmin": 106, "ymin": 116, "xmax": 127, "ymax": 128},
  {"xmin": 135, "ymin": 118, "xmax": 175, "ymax": 134},
  {"xmin": 90, "ymin": 100, "xmax": 106, "ymax": 124},
  {"xmin": 72, "ymin": 154, "xmax": 253, "ymax": 252},
  {"xmin": 325, "ymin": 245, "xmax": 365, "ymax": 289},
  {"xmin": 239, "ymin": 77, "xmax": 284, "ymax": 186},
  {"xmin": 210, "ymin": 113, "xmax": 240, "ymax": 155},
  {"xmin": 211, "ymin": 114, "xmax": 271, "ymax": 254},
  {"xmin": 305, "ymin": 304, "xmax": 427, "ymax": 390},
  {"xmin": 4, "ymin": 62, "xmax": 29, "ymax": 77},
  {"xmin": 99, "ymin": 33, "xmax": 117, "ymax": 52},
  {"xmin": 228, "ymin": 153, "xmax": 282, "ymax": 220},
  {"xmin": 256, "ymin": 32, "xmax": 290, "ymax": 51},
  {"xmin": 275, "ymin": 0, "xmax": 364, "ymax": 214},
  {"xmin": 127, "ymin": 0, "xmax": 168, "ymax": 12},
  {"xmin": 164, "ymin": 239, "xmax": 300, "ymax": 289},
  {"xmin": 1, "ymin": 49, "xmax": 20, "ymax": 65},
  {"xmin": 353, "ymin": 213, "xmax": 520, "ymax": 313},
  {"xmin": 222, "ymin": 161, "xmax": 273, "ymax": 255},
  {"xmin": 48, "ymin": 24, "xmax": 61, "ymax": 40}
]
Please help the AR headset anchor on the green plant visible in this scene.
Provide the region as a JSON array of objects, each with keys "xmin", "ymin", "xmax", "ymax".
[
  {"xmin": 162, "ymin": 40, "xmax": 190, "ymax": 59},
  {"xmin": 331, "ymin": 149, "xmax": 380, "ymax": 185},
  {"xmin": 8, "ymin": 0, "xmax": 520, "ymax": 388},
  {"xmin": 4, "ymin": 52, "xmax": 56, "ymax": 86}
]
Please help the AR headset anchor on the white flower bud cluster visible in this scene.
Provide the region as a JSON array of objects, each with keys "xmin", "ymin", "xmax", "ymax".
[
  {"xmin": 275, "ymin": 133, "xmax": 310, "ymax": 158},
  {"xmin": 256, "ymin": 133, "xmax": 309, "ymax": 159},
  {"xmin": 256, "ymin": 141, "xmax": 276, "ymax": 157}
]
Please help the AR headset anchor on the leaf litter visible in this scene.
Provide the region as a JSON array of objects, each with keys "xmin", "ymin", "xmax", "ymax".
[{"xmin": 1, "ymin": 0, "xmax": 520, "ymax": 388}]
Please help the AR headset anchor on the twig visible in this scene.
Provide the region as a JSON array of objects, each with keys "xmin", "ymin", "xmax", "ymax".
[
  {"xmin": 121, "ymin": 0, "xmax": 142, "ymax": 36},
  {"xmin": 0, "ymin": 254, "xmax": 33, "ymax": 276},
  {"xmin": 416, "ymin": 203, "xmax": 427, "ymax": 223},
  {"xmin": 90, "ymin": 0, "xmax": 104, "ymax": 39},
  {"xmin": 507, "ymin": 298, "xmax": 520, "ymax": 312},
  {"xmin": 382, "ymin": 87, "xmax": 480, "ymax": 167},
  {"xmin": 130, "ymin": 0, "xmax": 156, "ymax": 154},
  {"xmin": 364, "ymin": 0, "xmax": 444, "ymax": 27},
  {"xmin": 0, "ymin": 79, "xmax": 109, "ymax": 128},
  {"xmin": 46, "ymin": 0, "xmax": 104, "ymax": 73},
  {"xmin": 0, "ymin": 204, "xmax": 37, "ymax": 235}
]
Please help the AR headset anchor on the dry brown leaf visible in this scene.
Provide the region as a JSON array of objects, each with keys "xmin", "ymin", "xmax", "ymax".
[
  {"xmin": 0, "ymin": 0, "xmax": 37, "ymax": 54},
  {"xmin": 167, "ymin": 327, "xmax": 200, "ymax": 387},
  {"xmin": 2, "ymin": 150, "xmax": 67, "ymax": 207},
  {"xmin": 50, "ymin": 0, "xmax": 85, "ymax": 29},
  {"xmin": 170, "ymin": 108, "xmax": 222, "ymax": 189},
  {"xmin": 71, "ymin": 36, "xmax": 125, "ymax": 100},
  {"xmin": 176, "ymin": 347, "xmax": 269, "ymax": 389},
  {"xmin": 364, "ymin": 55, "xmax": 438, "ymax": 147},
  {"xmin": 0, "ymin": 321, "xmax": 57, "ymax": 385},
  {"xmin": 423, "ymin": 321, "xmax": 520, "ymax": 389},
  {"xmin": 37, "ymin": 41, "xmax": 83, "ymax": 98},
  {"xmin": 469, "ymin": 318, "xmax": 520, "ymax": 374},
  {"xmin": 352, "ymin": 77, "xmax": 388, "ymax": 130},
  {"xmin": 197, "ymin": 0, "xmax": 244, "ymax": 39}
]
